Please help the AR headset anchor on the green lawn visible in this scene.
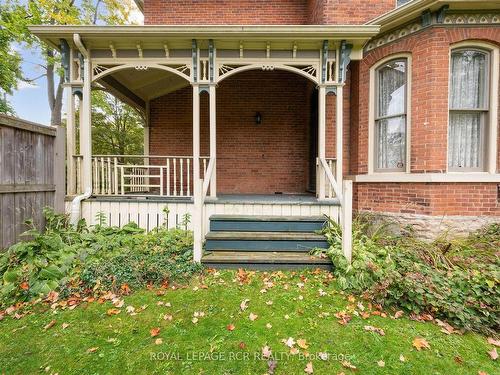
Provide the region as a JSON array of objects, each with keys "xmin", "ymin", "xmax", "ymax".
[{"xmin": 0, "ymin": 269, "xmax": 496, "ymax": 374}]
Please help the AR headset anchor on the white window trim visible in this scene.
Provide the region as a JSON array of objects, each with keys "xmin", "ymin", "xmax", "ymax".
[
  {"xmin": 368, "ymin": 53, "xmax": 412, "ymax": 174},
  {"xmin": 448, "ymin": 41, "xmax": 499, "ymax": 174}
]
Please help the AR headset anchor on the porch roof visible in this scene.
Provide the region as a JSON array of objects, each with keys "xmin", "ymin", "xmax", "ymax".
[{"xmin": 29, "ymin": 24, "xmax": 380, "ymax": 50}]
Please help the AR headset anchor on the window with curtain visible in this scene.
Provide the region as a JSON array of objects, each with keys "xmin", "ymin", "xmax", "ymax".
[
  {"xmin": 375, "ymin": 58, "xmax": 407, "ymax": 171},
  {"xmin": 448, "ymin": 49, "xmax": 489, "ymax": 170}
]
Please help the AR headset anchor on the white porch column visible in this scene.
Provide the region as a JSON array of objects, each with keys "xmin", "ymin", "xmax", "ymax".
[
  {"xmin": 209, "ymin": 84, "xmax": 217, "ymax": 197},
  {"xmin": 144, "ymin": 101, "xmax": 150, "ymax": 159},
  {"xmin": 192, "ymin": 84, "xmax": 203, "ymax": 262},
  {"xmin": 335, "ymin": 85, "xmax": 343, "ymax": 186},
  {"xmin": 317, "ymin": 85, "xmax": 326, "ymax": 200},
  {"xmin": 66, "ymin": 88, "xmax": 76, "ymax": 195},
  {"xmin": 81, "ymin": 57, "xmax": 92, "ymax": 194}
]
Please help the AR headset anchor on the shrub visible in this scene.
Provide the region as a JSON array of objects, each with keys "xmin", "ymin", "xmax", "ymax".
[
  {"xmin": 0, "ymin": 209, "xmax": 201, "ymax": 308},
  {"xmin": 319, "ymin": 216, "xmax": 500, "ymax": 335}
]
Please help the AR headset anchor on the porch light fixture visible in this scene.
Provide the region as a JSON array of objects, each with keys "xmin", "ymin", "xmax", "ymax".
[{"xmin": 254, "ymin": 112, "xmax": 262, "ymax": 125}]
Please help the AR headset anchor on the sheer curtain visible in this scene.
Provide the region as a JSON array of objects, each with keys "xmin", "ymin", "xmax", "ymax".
[
  {"xmin": 449, "ymin": 50, "xmax": 488, "ymax": 169},
  {"xmin": 376, "ymin": 60, "xmax": 406, "ymax": 170}
]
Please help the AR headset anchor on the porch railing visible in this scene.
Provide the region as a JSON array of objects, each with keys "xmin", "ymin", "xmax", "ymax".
[
  {"xmin": 72, "ymin": 155, "xmax": 210, "ymax": 197},
  {"xmin": 316, "ymin": 157, "xmax": 337, "ymax": 198}
]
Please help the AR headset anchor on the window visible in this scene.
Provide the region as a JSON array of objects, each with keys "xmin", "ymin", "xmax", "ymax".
[
  {"xmin": 448, "ymin": 49, "xmax": 490, "ymax": 171},
  {"xmin": 374, "ymin": 58, "xmax": 408, "ymax": 171},
  {"xmin": 397, "ymin": 0, "xmax": 412, "ymax": 7}
]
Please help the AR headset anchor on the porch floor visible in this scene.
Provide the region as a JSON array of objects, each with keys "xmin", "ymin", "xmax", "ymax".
[{"xmin": 84, "ymin": 193, "xmax": 340, "ymax": 205}]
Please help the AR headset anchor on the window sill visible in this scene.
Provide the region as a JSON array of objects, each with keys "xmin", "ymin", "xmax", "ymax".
[{"xmin": 347, "ymin": 172, "xmax": 500, "ymax": 183}]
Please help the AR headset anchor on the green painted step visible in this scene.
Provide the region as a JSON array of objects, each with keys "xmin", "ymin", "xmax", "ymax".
[
  {"xmin": 204, "ymin": 231, "xmax": 329, "ymax": 251},
  {"xmin": 210, "ymin": 215, "xmax": 327, "ymax": 232},
  {"xmin": 201, "ymin": 251, "xmax": 332, "ymax": 270}
]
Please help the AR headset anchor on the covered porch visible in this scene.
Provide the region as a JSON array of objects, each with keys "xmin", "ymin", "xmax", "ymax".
[{"xmin": 30, "ymin": 25, "xmax": 380, "ymax": 262}]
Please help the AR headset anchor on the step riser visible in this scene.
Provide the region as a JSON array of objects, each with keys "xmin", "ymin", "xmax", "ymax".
[
  {"xmin": 210, "ymin": 221, "xmax": 325, "ymax": 232},
  {"xmin": 202, "ymin": 262, "xmax": 332, "ymax": 271},
  {"xmin": 205, "ymin": 239, "xmax": 328, "ymax": 251}
]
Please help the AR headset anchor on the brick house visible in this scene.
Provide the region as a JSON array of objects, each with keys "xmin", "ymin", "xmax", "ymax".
[{"xmin": 30, "ymin": 0, "xmax": 500, "ymax": 268}]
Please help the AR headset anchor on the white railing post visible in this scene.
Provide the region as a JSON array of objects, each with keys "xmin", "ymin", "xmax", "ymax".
[
  {"xmin": 318, "ymin": 85, "xmax": 326, "ymax": 200},
  {"xmin": 209, "ymin": 84, "xmax": 217, "ymax": 197},
  {"xmin": 192, "ymin": 84, "xmax": 203, "ymax": 263},
  {"xmin": 342, "ymin": 180, "xmax": 353, "ymax": 263},
  {"xmin": 336, "ymin": 84, "xmax": 344, "ymax": 188}
]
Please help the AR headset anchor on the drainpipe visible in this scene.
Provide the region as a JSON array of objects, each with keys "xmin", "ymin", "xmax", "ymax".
[{"xmin": 70, "ymin": 33, "xmax": 92, "ymax": 226}]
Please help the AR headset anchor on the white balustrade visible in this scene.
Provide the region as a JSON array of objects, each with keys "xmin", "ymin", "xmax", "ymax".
[{"xmin": 72, "ymin": 155, "xmax": 209, "ymax": 197}]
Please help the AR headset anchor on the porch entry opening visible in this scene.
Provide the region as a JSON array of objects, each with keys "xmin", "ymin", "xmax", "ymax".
[{"xmin": 208, "ymin": 70, "xmax": 318, "ymax": 196}]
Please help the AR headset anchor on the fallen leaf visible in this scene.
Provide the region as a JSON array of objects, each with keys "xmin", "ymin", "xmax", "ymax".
[
  {"xmin": 394, "ymin": 310, "xmax": 404, "ymax": 319},
  {"xmin": 266, "ymin": 300, "xmax": 273, "ymax": 306},
  {"xmin": 249, "ymin": 312, "xmax": 258, "ymax": 321},
  {"xmin": 20, "ymin": 282, "xmax": 29, "ymax": 290},
  {"xmin": 43, "ymin": 320, "xmax": 56, "ymax": 330},
  {"xmin": 335, "ymin": 311, "xmax": 352, "ymax": 325},
  {"xmin": 412, "ymin": 337, "xmax": 430, "ymax": 351},
  {"xmin": 46, "ymin": 291, "xmax": 59, "ymax": 303},
  {"xmin": 238, "ymin": 341, "xmax": 246, "ymax": 349},
  {"xmin": 454, "ymin": 356, "xmax": 463, "ymax": 364},
  {"xmin": 126, "ymin": 306, "xmax": 135, "ymax": 314},
  {"xmin": 266, "ymin": 323, "xmax": 272, "ymax": 329},
  {"xmin": 227, "ymin": 323, "xmax": 235, "ymax": 331},
  {"xmin": 262, "ymin": 345, "xmax": 272, "ymax": 359},
  {"xmin": 477, "ymin": 371, "xmax": 488, "ymax": 375},
  {"xmin": 290, "ymin": 347, "xmax": 299, "ymax": 355},
  {"xmin": 364, "ymin": 325, "xmax": 385, "ymax": 336},
  {"xmin": 319, "ymin": 289, "xmax": 327, "ymax": 297},
  {"xmin": 268, "ymin": 360, "xmax": 278, "ymax": 374},
  {"xmin": 436, "ymin": 319, "xmax": 456, "ymax": 335},
  {"xmin": 120, "ymin": 283, "xmax": 131, "ymax": 295},
  {"xmin": 297, "ymin": 338, "xmax": 309, "ymax": 349},
  {"xmin": 487, "ymin": 337, "xmax": 500, "ymax": 347},
  {"xmin": 284, "ymin": 314, "xmax": 290, "ymax": 320},
  {"xmin": 240, "ymin": 299, "xmax": 250, "ymax": 311},
  {"xmin": 341, "ymin": 360, "xmax": 357, "ymax": 370},
  {"xmin": 150, "ymin": 327, "xmax": 160, "ymax": 337},
  {"xmin": 87, "ymin": 347, "xmax": 99, "ymax": 353},
  {"xmin": 155, "ymin": 338, "xmax": 163, "ymax": 345},
  {"xmin": 282, "ymin": 337, "xmax": 296, "ymax": 348},
  {"xmin": 304, "ymin": 362, "xmax": 314, "ymax": 374},
  {"xmin": 113, "ymin": 299, "xmax": 124, "ymax": 308},
  {"xmin": 106, "ymin": 308, "xmax": 121, "ymax": 316},
  {"xmin": 61, "ymin": 323, "xmax": 69, "ymax": 329},
  {"xmin": 377, "ymin": 360, "xmax": 385, "ymax": 367},
  {"xmin": 488, "ymin": 347, "xmax": 498, "ymax": 360},
  {"xmin": 399, "ymin": 354, "xmax": 406, "ymax": 362},
  {"xmin": 192, "ymin": 317, "xmax": 198, "ymax": 324}
]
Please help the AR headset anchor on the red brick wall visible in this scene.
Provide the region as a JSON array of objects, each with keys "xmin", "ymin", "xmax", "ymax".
[
  {"xmin": 351, "ymin": 26, "xmax": 500, "ymax": 216},
  {"xmin": 144, "ymin": 0, "xmax": 394, "ymax": 25},
  {"xmin": 308, "ymin": 0, "xmax": 394, "ymax": 24},
  {"xmin": 144, "ymin": 0, "xmax": 309, "ymax": 25},
  {"xmin": 150, "ymin": 70, "xmax": 320, "ymax": 194},
  {"xmin": 355, "ymin": 183, "xmax": 500, "ymax": 216}
]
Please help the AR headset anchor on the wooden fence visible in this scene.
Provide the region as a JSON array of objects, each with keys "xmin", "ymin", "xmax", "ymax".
[{"xmin": 0, "ymin": 114, "xmax": 65, "ymax": 249}]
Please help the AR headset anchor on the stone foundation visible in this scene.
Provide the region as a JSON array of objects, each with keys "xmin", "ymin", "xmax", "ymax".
[{"xmin": 359, "ymin": 210, "xmax": 500, "ymax": 241}]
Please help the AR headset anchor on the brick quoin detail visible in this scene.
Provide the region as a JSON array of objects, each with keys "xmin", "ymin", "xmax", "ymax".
[{"xmin": 144, "ymin": 0, "xmax": 396, "ymax": 25}]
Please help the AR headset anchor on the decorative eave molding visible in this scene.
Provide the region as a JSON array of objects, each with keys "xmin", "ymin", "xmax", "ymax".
[{"xmin": 366, "ymin": 11, "xmax": 500, "ymax": 52}]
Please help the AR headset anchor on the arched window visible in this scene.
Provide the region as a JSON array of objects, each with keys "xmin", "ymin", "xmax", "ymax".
[
  {"xmin": 374, "ymin": 58, "xmax": 408, "ymax": 171},
  {"xmin": 448, "ymin": 48, "xmax": 490, "ymax": 170}
]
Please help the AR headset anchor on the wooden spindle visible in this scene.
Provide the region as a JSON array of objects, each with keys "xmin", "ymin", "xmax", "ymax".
[
  {"xmin": 180, "ymin": 158, "xmax": 184, "ymax": 196},
  {"xmin": 166, "ymin": 158, "xmax": 171, "ymax": 196},
  {"xmin": 187, "ymin": 158, "xmax": 191, "ymax": 196},
  {"xmin": 173, "ymin": 158, "xmax": 177, "ymax": 196}
]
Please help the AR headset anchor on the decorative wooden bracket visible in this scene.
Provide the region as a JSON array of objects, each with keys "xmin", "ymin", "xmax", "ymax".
[
  {"xmin": 209, "ymin": 39, "xmax": 214, "ymax": 83},
  {"xmin": 321, "ymin": 40, "xmax": 328, "ymax": 84},
  {"xmin": 339, "ymin": 40, "xmax": 352, "ymax": 83},
  {"xmin": 60, "ymin": 39, "xmax": 70, "ymax": 82},
  {"xmin": 192, "ymin": 39, "xmax": 198, "ymax": 82}
]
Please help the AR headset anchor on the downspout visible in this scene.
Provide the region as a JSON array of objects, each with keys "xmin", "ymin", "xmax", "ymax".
[{"xmin": 70, "ymin": 34, "xmax": 92, "ymax": 226}]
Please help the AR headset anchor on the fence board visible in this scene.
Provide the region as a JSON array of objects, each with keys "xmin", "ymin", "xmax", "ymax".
[{"xmin": 0, "ymin": 115, "xmax": 65, "ymax": 249}]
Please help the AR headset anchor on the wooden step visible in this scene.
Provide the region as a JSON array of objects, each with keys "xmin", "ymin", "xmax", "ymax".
[
  {"xmin": 205, "ymin": 231, "xmax": 329, "ymax": 252},
  {"xmin": 209, "ymin": 215, "xmax": 327, "ymax": 232},
  {"xmin": 201, "ymin": 251, "xmax": 332, "ymax": 270}
]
